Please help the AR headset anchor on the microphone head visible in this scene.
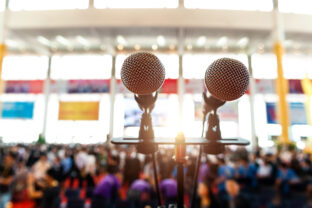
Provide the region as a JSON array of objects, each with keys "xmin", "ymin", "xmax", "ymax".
[
  {"xmin": 121, "ymin": 52, "xmax": 166, "ymax": 95},
  {"xmin": 205, "ymin": 58, "xmax": 249, "ymax": 101}
]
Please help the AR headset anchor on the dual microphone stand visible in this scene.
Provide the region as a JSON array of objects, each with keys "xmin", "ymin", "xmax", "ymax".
[{"xmin": 111, "ymin": 92, "xmax": 249, "ymax": 208}]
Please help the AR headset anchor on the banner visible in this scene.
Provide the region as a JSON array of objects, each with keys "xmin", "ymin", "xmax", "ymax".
[
  {"xmin": 194, "ymin": 101, "xmax": 238, "ymax": 121},
  {"xmin": 58, "ymin": 102, "xmax": 99, "ymax": 121},
  {"xmin": 5, "ymin": 80, "xmax": 44, "ymax": 94},
  {"xmin": 289, "ymin": 79, "xmax": 303, "ymax": 94},
  {"xmin": 159, "ymin": 79, "xmax": 178, "ymax": 94},
  {"xmin": 68, "ymin": 80, "xmax": 110, "ymax": 93},
  {"xmin": 266, "ymin": 102, "xmax": 307, "ymax": 125},
  {"xmin": 1, "ymin": 102, "xmax": 34, "ymax": 119},
  {"xmin": 255, "ymin": 79, "xmax": 275, "ymax": 94},
  {"xmin": 124, "ymin": 98, "xmax": 168, "ymax": 127},
  {"xmin": 185, "ymin": 79, "xmax": 205, "ymax": 94}
]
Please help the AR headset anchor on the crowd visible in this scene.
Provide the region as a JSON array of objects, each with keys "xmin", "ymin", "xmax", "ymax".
[{"xmin": 0, "ymin": 143, "xmax": 312, "ymax": 208}]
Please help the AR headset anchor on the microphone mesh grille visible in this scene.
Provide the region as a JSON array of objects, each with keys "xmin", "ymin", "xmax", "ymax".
[
  {"xmin": 205, "ymin": 58, "xmax": 249, "ymax": 101},
  {"xmin": 121, "ymin": 52, "xmax": 165, "ymax": 95}
]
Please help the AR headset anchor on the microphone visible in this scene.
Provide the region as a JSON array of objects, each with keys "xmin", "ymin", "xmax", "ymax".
[
  {"xmin": 121, "ymin": 52, "xmax": 165, "ymax": 95},
  {"xmin": 205, "ymin": 57, "xmax": 249, "ymax": 101}
]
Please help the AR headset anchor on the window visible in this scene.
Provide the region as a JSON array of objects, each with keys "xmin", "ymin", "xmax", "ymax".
[
  {"xmin": 279, "ymin": 0, "xmax": 312, "ymax": 14},
  {"xmin": 51, "ymin": 54, "xmax": 112, "ymax": 80},
  {"xmin": 94, "ymin": 0, "xmax": 178, "ymax": 9},
  {"xmin": 184, "ymin": 0, "xmax": 272, "ymax": 11},
  {"xmin": 9, "ymin": 0, "xmax": 88, "ymax": 11},
  {"xmin": 2, "ymin": 55, "xmax": 48, "ymax": 80}
]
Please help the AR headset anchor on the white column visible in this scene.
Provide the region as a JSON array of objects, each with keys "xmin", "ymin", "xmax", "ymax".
[
  {"xmin": 247, "ymin": 54, "xmax": 258, "ymax": 150},
  {"xmin": 108, "ymin": 56, "xmax": 116, "ymax": 142},
  {"xmin": 41, "ymin": 56, "xmax": 52, "ymax": 139}
]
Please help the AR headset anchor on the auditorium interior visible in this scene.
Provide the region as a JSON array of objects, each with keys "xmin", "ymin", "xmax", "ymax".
[{"xmin": 1, "ymin": 0, "xmax": 312, "ymax": 208}]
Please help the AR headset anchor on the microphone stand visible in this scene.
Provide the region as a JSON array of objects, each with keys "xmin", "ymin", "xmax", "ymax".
[
  {"xmin": 190, "ymin": 93, "xmax": 225, "ymax": 208},
  {"xmin": 111, "ymin": 93, "xmax": 249, "ymax": 208},
  {"xmin": 134, "ymin": 93, "xmax": 162, "ymax": 207}
]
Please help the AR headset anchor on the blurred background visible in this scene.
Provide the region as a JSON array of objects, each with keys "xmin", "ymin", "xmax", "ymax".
[
  {"xmin": 0, "ymin": 1, "xmax": 312, "ymax": 208},
  {"xmin": 0, "ymin": 0, "xmax": 312, "ymax": 148}
]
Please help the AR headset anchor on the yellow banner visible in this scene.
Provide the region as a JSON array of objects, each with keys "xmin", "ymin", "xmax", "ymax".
[{"xmin": 59, "ymin": 102, "xmax": 99, "ymax": 121}]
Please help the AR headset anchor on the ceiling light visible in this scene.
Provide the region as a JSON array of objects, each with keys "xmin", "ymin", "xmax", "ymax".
[
  {"xmin": 186, "ymin": 44, "xmax": 192, "ymax": 50},
  {"xmin": 196, "ymin": 36, "xmax": 206, "ymax": 46},
  {"xmin": 56, "ymin": 35, "xmax": 70, "ymax": 45},
  {"xmin": 5, "ymin": 39, "xmax": 18, "ymax": 48},
  {"xmin": 134, "ymin": 44, "xmax": 141, "ymax": 50},
  {"xmin": 116, "ymin": 35, "xmax": 126, "ymax": 45},
  {"xmin": 100, "ymin": 45, "xmax": 106, "ymax": 51},
  {"xmin": 152, "ymin": 44, "xmax": 158, "ymax": 50},
  {"xmin": 76, "ymin": 36, "xmax": 89, "ymax": 46},
  {"xmin": 237, "ymin": 37, "xmax": 249, "ymax": 47},
  {"xmin": 117, "ymin": 44, "xmax": 124, "ymax": 50},
  {"xmin": 157, "ymin": 35, "xmax": 166, "ymax": 46},
  {"xmin": 37, "ymin": 36, "xmax": 50, "ymax": 46},
  {"xmin": 217, "ymin": 36, "xmax": 228, "ymax": 47}
]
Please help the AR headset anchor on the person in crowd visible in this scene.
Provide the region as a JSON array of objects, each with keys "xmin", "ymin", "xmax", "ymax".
[
  {"xmin": 61, "ymin": 150, "xmax": 73, "ymax": 179},
  {"xmin": 127, "ymin": 178, "xmax": 153, "ymax": 208},
  {"xmin": 27, "ymin": 168, "xmax": 61, "ymax": 208},
  {"xmin": 123, "ymin": 149, "xmax": 141, "ymax": 186},
  {"xmin": 32, "ymin": 153, "xmax": 50, "ymax": 181},
  {"xmin": 160, "ymin": 176, "xmax": 178, "ymax": 207},
  {"xmin": 84, "ymin": 150, "xmax": 96, "ymax": 187},
  {"xmin": 0, "ymin": 152, "xmax": 16, "ymax": 208},
  {"xmin": 50, "ymin": 157, "xmax": 63, "ymax": 183},
  {"xmin": 257, "ymin": 158, "xmax": 273, "ymax": 185},
  {"xmin": 235, "ymin": 157, "xmax": 258, "ymax": 192},
  {"xmin": 75, "ymin": 147, "xmax": 88, "ymax": 188},
  {"xmin": 196, "ymin": 180, "xmax": 220, "ymax": 208},
  {"xmin": 276, "ymin": 162, "xmax": 300, "ymax": 197},
  {"xmin": 11, "ymin": 158, "xmax": 29, "ymax": 204},
  {"xmin": 220, "ymin": 179, "xmax": 251, "ymax": 208},
  {"xmin": 216, "ymin": 157, "xmax": 234, "ymax": 196},
  {"xmin": 92, "ymin": 155, "xmax": 121, "ymax": 208}
]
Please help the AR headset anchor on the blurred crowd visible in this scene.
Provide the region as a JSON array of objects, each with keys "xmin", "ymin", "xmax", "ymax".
[{"xmin": 0, "ymin": 143, "xmax": 312, "ymax": 208}]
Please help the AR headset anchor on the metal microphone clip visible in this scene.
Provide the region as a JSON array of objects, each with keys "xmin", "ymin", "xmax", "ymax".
[
  {"xmin": 135, "ymin": 92, "xmax": 158, "ymax": 154},
  {"xmin": 202, "ymin": 93, "xmax": 226, "ymax": 155}
]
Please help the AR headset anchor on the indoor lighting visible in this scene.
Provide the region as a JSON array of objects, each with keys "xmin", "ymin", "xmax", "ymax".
[
  {"xmin": 186, "ymin": 44, "xmax": 192, "ymax": 50},
  {"xmin": 237, "ymin": 37, "xmax": 249, "ymax": 47},
  {"xmin": 196, "ymin": 36, "xmax": 206, "ymax": 46},
  {"xmin": 76, "ymin": 36, "xmax": 89, "ymax": 46},
  {"xmin": 5, "ymin": 39, "xmax": 18, "ymax": 48},
  {"xmin": 117, "ymin": 44, "xmax": 124, "ymax": 50},
  {"xmin": 157, "ymin": 35, "xmax": 166, "ymax": 46},
  {"xmin": 116, "ymin": 35, "xmax": 127, "ymax": 45},
  {"xmin": 169, "ymin": 44, "xmax": 175, "ymax": 50},
  {"xmin": 37, "ymin": 36, "xmax": 50, "ymax": 46},
  {"xmin": 217, "ymin": 36, "xmax": 228, "ymax": 47},
  {"xmin": 152, "ymin": 44, "xmax": 158, "ymax": 50},
  {"xmin": 134, "ymin": 44, "xmax": 141, "ymax": 50},
  {"xmin": 56, "ymin": 35, "xmax": 70, "ymax": 46}
]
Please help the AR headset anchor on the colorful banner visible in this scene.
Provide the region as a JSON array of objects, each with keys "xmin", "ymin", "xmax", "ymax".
[
  {"xmin": 289, "ymin": 79, "xmax": 303, "ymax": 94},
  {"xmin": 1, "ymin": 102, "xmax": 34, "ymax": 119},
  {"xmin": 159, "ymin": 79, "xmax": 178, "ymax": 94},
  {"xmin": 68, "ymin": 80, "xmax": 110, "ymax": 93},
  {"xmin": 266, "ymin": 102, "xmax": 307, "ymax": 125},
  {"xmin": 194, "ymin": 101, "xmax": 238, "ymax": 121},
  {"xmin": 255, "ymin": 79, "xmax": 275, "ymax": 94},
  {"xmin": 58, "ymin": 102, "xmax": 99, "ymax": 121},
  {"xmin": 185, "ymin": 79, "xmax": 205, "ymax": 93},
  {"xmin": 5, "ymin": 80, "xmax": 44, "ymax": 94}
]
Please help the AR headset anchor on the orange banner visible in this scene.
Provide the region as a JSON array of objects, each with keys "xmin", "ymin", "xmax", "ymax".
[{"xmin": 58, "ymin": 102, "xmax": 99, "ymax": 121}]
